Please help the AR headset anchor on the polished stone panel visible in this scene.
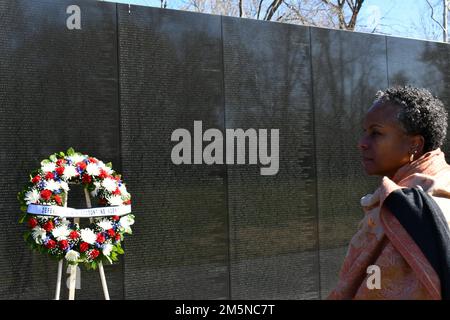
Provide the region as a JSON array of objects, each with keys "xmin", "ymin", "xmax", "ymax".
[
  {"xmin": 118, "ymin": 5, "xmax": 229, "ymax": 299},
  {"xmin": 0, "ymin": 0, "xmax": 121, "ymax": 299},
  {"xmin": 222, "ymin": 17, "xmax": 319, "ymax": 299},
  {"xmin": 1, "ymin": 0, "xmax": 450, "ymax": 300},
  {"xmin": 310, "ymin": 28, "xmax": 386, "ymax": 298},
  {"xmin": 387, "ymin": 37, "xmax": 450, "ymax": 158}
]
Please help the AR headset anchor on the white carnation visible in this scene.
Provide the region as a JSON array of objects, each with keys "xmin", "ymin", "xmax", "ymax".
[
  {"xmin": 60, "ymin": 181, "xmax": 69, "ymax": 191},
  {"xmin": 68, "ymin": 154, "xmax": 86, "ymax": 164},
  {"xmin": 65, "ymin": 250, "xmax": 80, "ymax": 262},
  {"xmin": 80, "ymin": 228, "xmax": 97, "ymax": 244},
  {"xmin": 60, "ymin": 218, "xmax": 71, "ymax": 226},
  {"xmin": 106, "ymin": 195, "xmax": 123, "ymax": 206},
  {"xmin": 24, "ymin": 188, "xmax": 40, "ymax": 204},
  {"xmin": 44, "ymin": 179, "xmax": 60, "ymax": 191},
  {"xmin": 118, "ymin": 185, "xmax": 130, "ymax": 198},
  {"xmin": 63, "ymin": 165, "xmax": 79, "ymax": 179},
  {"xmin": 97, "ymin": 219, "xmax": 113, "ymax": 231},
  {"xmin": 102, "ymin": 244, "xmax": 113, "ymax": 256},
  {"xmin": 104, "ymin": 167, "xmax": 113, "ymax": 174},
  {"xmin": 41, "ymin": 162, "xmax": 56, "ymax": 173},
  {"xmin": 86, "ymin": 163, "xmax": 100, "ymax": 176},
  {"xmin": 90, "ymin": 182, "xmax": 101, "ymax": 197},
  {"xmin": 102, "ymin": 178, "xmax": 117, "ymax": 193},
  {"xmin": 119, "ymin": 215, "xmax": 135, "ymax": 233},
  {"xmin": 98, "ymin": 161, "xmax": 113, "ymax": 174},
  {"xmin": 52, "ymin": 225, "xmax": 70, "ymax": 241},
  {"xmin": 32, "ymin": 227, "xmax": 47, "ymax": 244}
]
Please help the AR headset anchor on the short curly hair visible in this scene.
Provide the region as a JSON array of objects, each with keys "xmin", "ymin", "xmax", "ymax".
[{"xmin": 374, "ymin": 86, "xmax": 448, "ymax": 152}]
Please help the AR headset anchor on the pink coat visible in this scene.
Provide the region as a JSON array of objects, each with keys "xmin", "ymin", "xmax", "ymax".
[{"xmin": 328, "ymin": 148, "xmax": 450, "ymax": 300}]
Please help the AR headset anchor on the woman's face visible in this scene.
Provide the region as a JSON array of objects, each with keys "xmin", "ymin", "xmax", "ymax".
[{"xmin": 358, "ymin": 101, "xmax": 421, "ymax": 178}]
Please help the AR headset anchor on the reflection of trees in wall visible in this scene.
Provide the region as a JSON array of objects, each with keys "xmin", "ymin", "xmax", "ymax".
[
  {"xmin": 312, "ymin": 30, "xmax": 384, "ymax": 249},
  {"xmin": 314, "ymin": 32, "xmax": 384, "ymax": 174},
  {"xmin": 421, "ymin": 41, "xmax": 450, "ymax": 159},
  {"xmin": 0, "ymin": 0, "xmax": 121, "ymax": 299},
  {"xmin": 389, "ymin": 72, "xmax": 409, "ymax": 87}
]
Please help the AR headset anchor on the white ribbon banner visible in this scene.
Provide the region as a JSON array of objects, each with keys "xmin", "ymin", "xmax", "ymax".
[{"xmin": 27, "ymin": 204, "xmax": 132, "ymax": 218}]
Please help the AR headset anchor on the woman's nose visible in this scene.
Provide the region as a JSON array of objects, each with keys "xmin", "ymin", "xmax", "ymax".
[{"xmin": 358, "ymin": 136, "xmax": 368, "ymax": 151}]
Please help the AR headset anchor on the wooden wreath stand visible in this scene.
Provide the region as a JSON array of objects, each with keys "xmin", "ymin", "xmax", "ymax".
[{"xmin": 54, "ymin": 188, "xmax": 110, "ymax": 300}]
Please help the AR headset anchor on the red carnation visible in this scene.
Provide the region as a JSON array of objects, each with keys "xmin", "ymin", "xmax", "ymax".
[
  {"xmin": 76, "ymin": 161, "xmax": 87, "ymax": 171},
  {"xmin": 46, "ymin": 239, "xmax": 56, "ymax": 249},
  {"xmin": 80, "ymin": 242, "xmax": 90, "ymax": 253},
  {"xmin": 82, "ymin": 174, "xmax": 92, "ymax": 184},
  {"xmin": 112, "ymin": 215, "xmax": 120, "ymax": 221},
  {"xmin": 31, "ymin": 175, "xmax": 41, "ymax": 184},
  {"xmin": 53, "ymin": 195, "xmax": 62, "ymax": 205},
  {"xmin": 99, "ymin": 169, "xmax": 109, "ymax": 179},
  {"xmin": 88, "ymin": 157, "xmax": 98, "ymax": 164},
  {"xmin": 69, "ymin": 231, "xmax": 79, "ymax": 240},
  {"xmin": 55, "ymin": 166, "xmax": 65, "ymax": 176},
  {"xmin": 28, "ymin": 218, "xmax": 38, "ymax": 229},
  {"xmin": 45, "ymin": 172, "xmax": 54, "ymax": 180},
  {"xmin": 124, "ymin": 199, "xmax": 131, "ymax": 205},
  {"xmin": 58, "ymin": 240, "xmax": 69, "ymax": 251},
  {"xmin": 90, "ymin": 249, "xmax": 100, "ymax": 259},
  {"xmin": 40, "ymin": 189, "xmax": 52, "ymax": 201},
  {"xmin": 107, "ymin": 229, "xmax": 115, "ymax": 238},
  {"xmin": 114, "ymin": 234, "xmax": 121, "ymax": 241},
  {"xmin": 112, "ymin": 188, "xmax": 121, "ymax": 196},
  {"xmin": 114, "ymin": 175, "xmax": 121, "ymax": 181},
  {"xmin": 96, "ymin": 233, "xmax": 105, "ymax": 244},
  {"xmin": 56, "ymin": 159, "xmax": 66, "ymax": 166},
  {"xmin": 43, "ymin": 220, "xmax": 54, "ymax": 232}
]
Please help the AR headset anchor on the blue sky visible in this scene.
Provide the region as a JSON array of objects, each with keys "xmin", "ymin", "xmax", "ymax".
[
  {"xmin": 360, "ymin": 0, "xmax": 446, "ymax": 41},
  {"xmin": 104, "ymin": 0, "xmax": 448, "ymax": 42}
]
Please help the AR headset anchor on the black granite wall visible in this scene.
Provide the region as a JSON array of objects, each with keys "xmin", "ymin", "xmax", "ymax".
[{"xmin": 0, "ymin": 0, "xmax": 448, "ymax": 299}]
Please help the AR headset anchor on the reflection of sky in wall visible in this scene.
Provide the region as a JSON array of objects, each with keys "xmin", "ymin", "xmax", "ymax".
[
  {"xmin": 387, "ymin": 39, "xmax": 446, "ymax": 95},
  {"xmin": 101, "ymin": 0, "xmax": 447, "ymax": 42}
]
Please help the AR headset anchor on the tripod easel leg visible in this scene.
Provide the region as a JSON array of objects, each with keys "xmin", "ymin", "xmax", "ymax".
[
  {"xmin": 68, "ymin": 216, "xmax": 80, "ymax": 300},
  {"xmin": 68, "ymin": 264, "xmax": 77, "ymax": 300},
  {"xmin": 53, "ymin": 188, "xmax": 112, "ymax": 300},
  {"xmin": 98, "ymin": 261, "xmax": 110, "ymax": 300},
  {"xmin": 84, "ymin": 188, "xmax": 110, "ymax": 300},
  {"xmin": 54, "ymin": 259, "xmax": 63, "ymax": 300}
]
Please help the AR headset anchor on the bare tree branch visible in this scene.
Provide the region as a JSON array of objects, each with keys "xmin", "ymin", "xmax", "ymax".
[
  {"xmin": 282, "ymin": 0, "xmax": 310, "ymax": 25},
  {"xmin": 346, "ymin": 0, "xmax": 363, "ymax": 30},
  {"xmin": 321, "ymin": 0, "xmax": 338, "ymax": 10},
  {"xmin": 264, "ymin": 0, "xmax": 283, "ymax": 20},
  {"xmin": 256, "ymin": 0, "xmax": 264, "ymax": 19},
  {"xmin": 181, "ymin": 0, "xmax": 365, "ymax": 31},
  {"xmin": 425, "ymin": 0, "xmax": 446, "ymax": 30}
]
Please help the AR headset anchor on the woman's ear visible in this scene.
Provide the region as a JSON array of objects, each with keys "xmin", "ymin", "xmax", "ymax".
[{"xmin": 410, "ymin": 135, "xmax": 425, "ymax": 154}]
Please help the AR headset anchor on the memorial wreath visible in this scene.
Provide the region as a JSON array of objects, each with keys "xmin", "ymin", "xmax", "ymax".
[{"xmin": 18, "ymin": 148, "xmax": 134, "ymax": 269}]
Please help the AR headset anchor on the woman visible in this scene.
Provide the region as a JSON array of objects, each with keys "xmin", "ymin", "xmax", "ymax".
[{"xmin": 328, "ymin": 86, "xmax": 450, "ymax": 300}]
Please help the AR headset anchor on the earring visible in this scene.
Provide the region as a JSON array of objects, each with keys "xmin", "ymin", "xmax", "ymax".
[{"xmin": 410, "ymin": 150, "xmax": 417, "ymax": 163}]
